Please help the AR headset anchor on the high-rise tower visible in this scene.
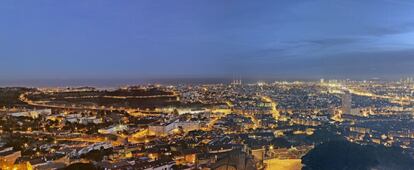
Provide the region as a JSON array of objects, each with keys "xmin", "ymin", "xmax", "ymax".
[{"xmin": 342, "ymin": 91, "xmax": 352, "ymax": 115}]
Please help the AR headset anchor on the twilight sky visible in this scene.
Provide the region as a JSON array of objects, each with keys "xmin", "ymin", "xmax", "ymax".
[{"xmin": 2, "ymin": 0, "xmax": 414, "ymax": 83}]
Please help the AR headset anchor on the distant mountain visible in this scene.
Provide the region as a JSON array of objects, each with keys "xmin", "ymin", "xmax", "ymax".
[{"xmin": 302, "ymin": 140, "xmax": 414, "ymax": 170}]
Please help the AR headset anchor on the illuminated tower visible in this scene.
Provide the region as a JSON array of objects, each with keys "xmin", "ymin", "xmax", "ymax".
[
  {"xmin": 342, "ymin": 91, "xmax": 352, "ymax": 115},
  {"xmin": 231, "ymin": 75, "xmax": 242, "ymax": 85}
]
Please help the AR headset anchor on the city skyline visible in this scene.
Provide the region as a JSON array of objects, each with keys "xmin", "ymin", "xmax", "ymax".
[
  {"xmin": 2, "ymin": 80, "xmax": 414, "ymax": 169},
  {"xmin": 2, "ymin": 0, "xmax": 414, "ymax": 83},
  {"xmin": 3, "ymin": 1, "xmax": 414, "ymax": 170}
]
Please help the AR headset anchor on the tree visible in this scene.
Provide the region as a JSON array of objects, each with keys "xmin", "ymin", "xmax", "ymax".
[{"xmin": 302, "ymin": 140, "xmax": 414, "ymax": 170}]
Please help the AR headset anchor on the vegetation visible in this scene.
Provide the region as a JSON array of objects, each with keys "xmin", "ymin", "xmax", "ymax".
[
  {"xmin": 302, "ymin": 140, "xmax": 414, "ymax": 170},
  {"xmin": 80, "ymin": 148, "xmax": 113, "ymax": 161},
  {"xmin": 60, "ymin": 163, "xmax": 101, "ymax": 170},
  {"xmin": 0, "ymin": 87, "xmax": 32, "ymax": 108}
]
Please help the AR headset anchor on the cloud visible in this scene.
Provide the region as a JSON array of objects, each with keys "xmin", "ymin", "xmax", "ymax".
[
  {"xmin": 307, "ymin": 38, "xmax": 358, "ymax": 46},
  {"xmin": 296, "ymin": 49, "xmax": 414, "ymax": 79}
]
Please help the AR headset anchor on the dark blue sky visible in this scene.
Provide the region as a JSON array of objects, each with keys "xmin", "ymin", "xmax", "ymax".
[{"xmin": 2, "ymin": 0, "xmax": 414, "ymax": 83}]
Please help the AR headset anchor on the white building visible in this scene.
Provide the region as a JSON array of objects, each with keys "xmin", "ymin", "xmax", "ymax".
[
  {"xmin": 148, "ymin": 119, "xmax": 202, "ymax": 136},
  {"xmin": 78, "ymin": 142, "xmax": 112, "ymax": 156},
  {"xmin": 98, "ymin": 124, "xmax": 128, "ymax": 135},
  {"xmin": 9, "ymin": 109, "xmax": 52, "ymax": 119}
]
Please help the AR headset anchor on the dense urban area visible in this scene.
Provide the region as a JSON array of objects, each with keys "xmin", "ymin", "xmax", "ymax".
[{"xmin": 1, "ymin": 79, "xmax": 414, "ymax": 170}]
